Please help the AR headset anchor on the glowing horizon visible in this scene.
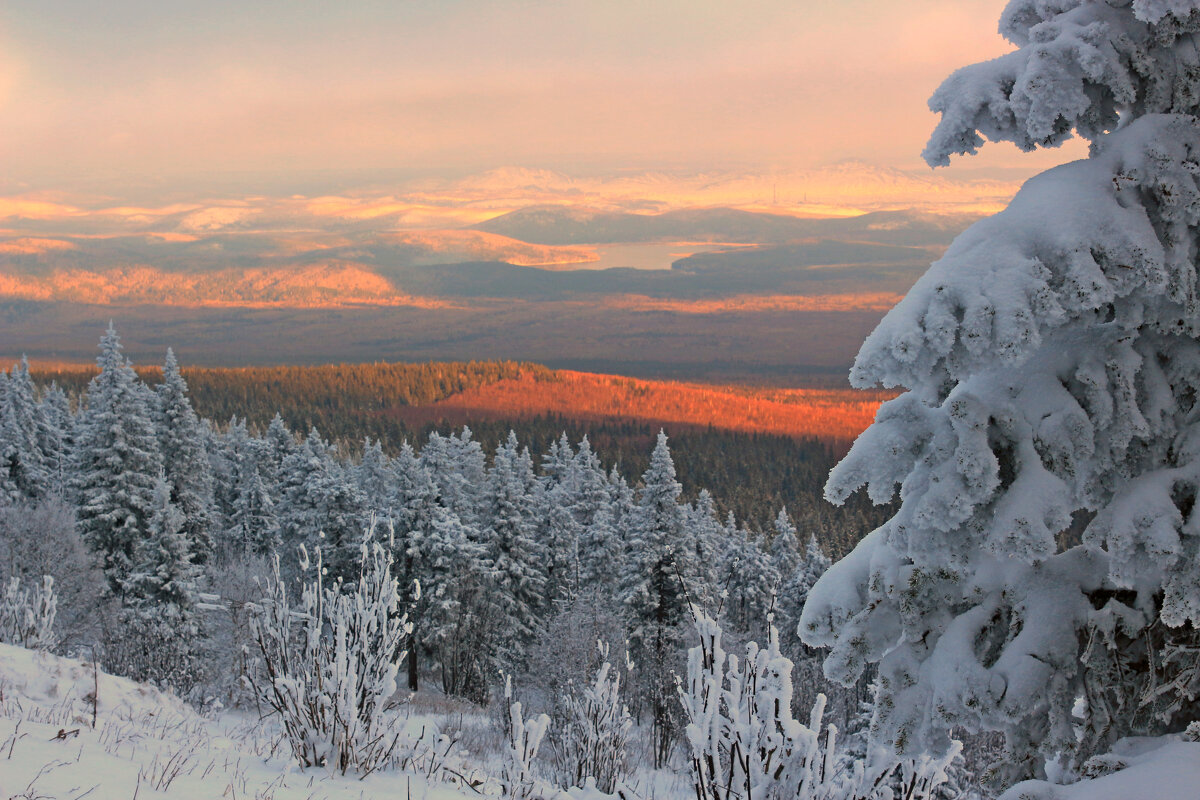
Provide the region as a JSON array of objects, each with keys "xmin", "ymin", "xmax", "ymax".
[{"xmin": 1, "ymin": 0, "xmax": 1088, "ymax": 199}]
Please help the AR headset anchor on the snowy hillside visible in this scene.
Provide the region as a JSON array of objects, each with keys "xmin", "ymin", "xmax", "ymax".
[{"xmin": 0, "ymin": 642, "xmax": 488, "ymax": 800}]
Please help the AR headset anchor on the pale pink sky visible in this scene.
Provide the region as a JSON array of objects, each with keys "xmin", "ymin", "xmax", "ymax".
[{"xmin": 0, "ymin": 0, "xmax": 1086, "ymax": 193}]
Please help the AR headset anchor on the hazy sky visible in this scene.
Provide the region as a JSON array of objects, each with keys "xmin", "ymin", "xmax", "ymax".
[{"xmin": 0, "ymin": 0, "xmax": 1086, "ymax": 194}]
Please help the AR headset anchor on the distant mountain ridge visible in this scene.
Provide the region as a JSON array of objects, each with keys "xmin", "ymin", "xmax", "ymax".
[{"xmin": 473, "ymin": 207, "xmax": 975, "ymax": 246}]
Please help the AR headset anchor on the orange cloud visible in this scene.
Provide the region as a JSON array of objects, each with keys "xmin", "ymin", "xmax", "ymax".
[
  {"xmin": 0, "ymin": 197, "xmax": 83, "ymax": 220},
  {"xmin": 0, "ymin": 263, "xmax": 460, "ymax": 309}
]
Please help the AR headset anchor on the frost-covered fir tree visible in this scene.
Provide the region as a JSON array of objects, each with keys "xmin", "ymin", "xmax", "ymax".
[
  {"xmin": 684, "ymin": 490, "xmax": 725, "ymax": 608},
  {"xmin": 261, "ymin": 412, "xmax": 297, "ymax": 491},
  {"xmin": 721, "ymin": 525, "xmax": 778, "ymax": 639},
  {"xmin": 781, "ymin": 535, "xmax": 828, "ymax": 618},
  {"xmin": 73, "ymin": 325, "xmax": 163, "ymax": 595},
  {"xmin": 539, "ymin": 488, "xmax": 582, "ymax": 604},
  {"xmin": 276, "ymin": 427, "xmax": 368, "ymax": 580},
  {"xmin": 541, "ymin": 432, "xmax": 576, "ymax": 488},
  {"xmin": 573, "ymin": 438, "xmax": 620, "ymax": 588},
  {"xmin": 482, "ymin": 431, "xmax": 547, "ymax": 662},
  {"xmin": 354, "ymin": 438, "xmax": 396, "ymax": 519},
  {"xmin": 578, "ymin": 501, "xmax": 621, "ymax": 588},
  {"xmin": 605, "ymin": 465, "xmax": 635, "ymax": 556},
  {"xmin": 769, "ymin": 507, "xmax": 801, "ymax": 579},
  {"xmin": 420, "ymin": 427, "xmax": 486, "ymax": 529},
  {"xmin": 777, "ymin": 534, "xmax": 829, "ymax": 658},
  {"xmin": 390, "ymin": 441, "xmax": 482, "ymax": 691},
  {"xmin": 37, "ymin": 382, "xmax": 73, "ymax": 496},
  {"xmin": 224, "ymin": 434, "xmax": 280, "ymax": 556},
  {"xmin": 620, "ymin": 430, "xmax": 694, "ymax": 767},
  {"xmin": 802, "ymin": 0, "xmax": 1200, "ymax": 783},
  {"xmin": 155, "ymin": 349, "xmax": 215, "ymax": 564},
  {"xmin": 0, "ymin": 357, "xmax": 51, "ymax": 501},
  {"xmin": 115, "ymin": 474, "xmax": 205, "ymax": 689}
]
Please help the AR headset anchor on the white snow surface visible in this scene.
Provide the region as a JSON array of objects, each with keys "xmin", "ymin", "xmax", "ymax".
[
  {"xmin": 0, "ymin": 642, "xmax": 504, "ymax": 800},
  {"xmin": 998, "ymin": 738, "xmax": 1200, "ymax": 799}
]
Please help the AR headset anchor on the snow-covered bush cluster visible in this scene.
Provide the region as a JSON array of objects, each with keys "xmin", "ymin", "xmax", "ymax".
[
  {"xmin": 500, "ymin": 673, "xmax": 553, "ymax": 800},
  {"xmin": 551, "ymin": 642, "xmax": 634, "ymax": 793},
  {"xmin": 249, "ymin": 528, "xmax": 412, "ymax": 774},
  {"xmin": 0, "ymin": 574, "xmax": 56, "ymax": 651},
  {"xmin": 680, "ymin": 608, "xmax": 957, "ymax": 800}
]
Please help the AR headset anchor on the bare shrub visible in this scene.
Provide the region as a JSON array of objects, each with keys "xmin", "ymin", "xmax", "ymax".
[{"xmin": 0, "ymin": 499, "xmax": 106, "ymax": 651}]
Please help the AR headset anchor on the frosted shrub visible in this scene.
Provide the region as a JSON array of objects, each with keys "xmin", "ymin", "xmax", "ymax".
[
  {"xmin": 501, "ymin": 673, "xmax": 551, "ymax": 800},
  {"xmin": 679, "ymin": 608, "xmax": 954, "ymax": 800},
  {"xmin": 552, "ymin": 641, "xmax": 633, "ymax": 793},
  {"xmin": 0, "ymin": 574, "xmax": 57, "ymax": 651},
  {"xmin": 249, "ymin": 525, "xmax": 412, "ymax": 775}
]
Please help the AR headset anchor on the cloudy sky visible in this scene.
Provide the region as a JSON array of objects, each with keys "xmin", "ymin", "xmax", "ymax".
[{"xmin": 0, "ymin": 0, "xmax": 1086, "ymax": 195}]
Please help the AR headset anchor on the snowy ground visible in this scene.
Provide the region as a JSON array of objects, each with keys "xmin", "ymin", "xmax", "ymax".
[
  {"xmin": 998, "ymin": 738, "xmax": 1200, "ymax": 800},
  {"xmin": 2, "ymin": 642, "xmax": 1193, "ymax": 800},
  {"xmin": 0, "ymin": 642, "xmax": 490, "ymax": 800}
]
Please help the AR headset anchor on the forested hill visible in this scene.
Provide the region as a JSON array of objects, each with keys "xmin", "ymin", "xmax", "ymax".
[{"xmin": 33, "ymin": 359, "xmax": 889, "ymax": 557}]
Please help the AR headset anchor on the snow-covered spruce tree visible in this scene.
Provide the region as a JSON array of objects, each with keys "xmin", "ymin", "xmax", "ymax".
[
  {"xmin": 261, "ymin": 411, "xmax": 297, "ymax": 490},
  {"xmin": 155, "ymin": 348, "xmax": 216, "ymax": 564},
  {"xmin": 578, "ymin": 501, "xmax": 620, "ymax": 589},
  {"xmin": 73, "ymin": 324, "xmax": 164, "ymax": 595},
  {"xmin": 391, "ymin": 441, "xmax": 483, "ymax": 692},
  {"xmin": 770, "ymin": 507, "xmax": 801, "ymax": 580},
  {"xmin": 482, "ymin": 431, "xmax": 548, "ymax": 665},
  {"xmin": 112, "ymin": 474, "xmax": 206, "ymax": 690},
  {"xmin": 421, "ymin": 427, "xmax": 487, "ymax": 529},
  {"xmin": 37, "ymin": 381, "xmax": 73, "ymax": 497},
  {"xmin": 620, "ymin": 430, "xmax": 695, "ymax": 767},
  {"xmin": 355, "ymin": 438, "xmax": 397, "ymax": 519},
  {"xmin": 778, "ymin": 534, "xmax": 830, "ymax": 646},
  {"xmin": 802, "ymin": 0, "xmax": 1200, "ymax": 784},
  {"xmin": 539, "ymin": 494, "xmax": 582, "ymax": 604},
  {"xmin": 0, "ymin": 357, "xmax": 53, "ymax": 502},
  {"xmin": 721, "ymin": 524, "xmax": 779, "ymax": 640},
  {"xmin": 231, "ymin": 445, "xmax": 280, "ymax": 556},
  {"xmin": 249, "ymin": 527, "xmax": 412, "ymax": 775},
  {"xmin": 573, "ymin": 437, "xmax": 623, "ymax": 588},
  {"xmin": 541, "ymin": 432, "xmax": 576, "ymax": 489},
  {"xmin": 276, "ymin": 427, "xmax": 368, "ymax": 581},
  {"xmin": 686, "ymin": 490, "xmax": 727, "ymax": 609}
]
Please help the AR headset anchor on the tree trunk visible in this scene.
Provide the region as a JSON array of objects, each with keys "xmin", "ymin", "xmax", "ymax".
[{"xmin": 408, "ymin": 638, "xmax": 419, "ymax": 691}]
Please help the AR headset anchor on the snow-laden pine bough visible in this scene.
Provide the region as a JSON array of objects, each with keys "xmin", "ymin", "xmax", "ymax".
[{"xmin": 802, "ymin": 0, "xmax": 1200, "ymax": 790}]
